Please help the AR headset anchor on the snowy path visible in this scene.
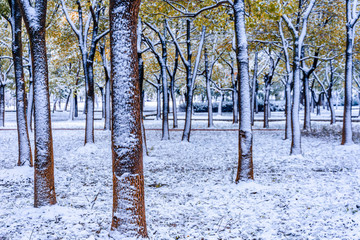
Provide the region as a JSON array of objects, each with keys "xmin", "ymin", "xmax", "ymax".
[{"xmin": 0, "ymin": 128, "xmax": 359, "ymax": 239}]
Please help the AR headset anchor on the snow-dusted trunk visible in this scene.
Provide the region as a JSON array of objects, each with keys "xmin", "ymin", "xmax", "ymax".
[
  {"xmin": 251, "ymin": 52, "xmax": 258, "ymax": 125},
  {"xmin": 64, "ymin": 90, "xmax": 71, "ymax": 111},
  {"xmin": 290, "ymin": 39, "xmax": 302, "ymax": 155},
  {"xmin": 182, "ymin": 20, "xmax": 193, "ymax": 141},
  {"xmin": 26, "ymin": 79, "xmax": 34, "ymax": 131},
  {"xmin": 303, "ymin": 74, "xmax": 311, "ymax": 130},
  {"xmin": 99, "ymin": 87, "xmax": 105, "ymax": 118},
  {"xmin": 204, "ymin": 48, "xmax": 213, "ymax": 128},
  {"xmin": 0, "ymin": 84, "xmax": 4, "ymax": 127},
  {"xmin": 84, "ymin": 60, "xmax": 95, "ymax": 144},
  {"xmin": 19, "ymin": 0, "xmax": 56, "ymax": 207},
  {"xmin": 74, "ymin": 90, "xmax": 78, "ymax": 118},
  {"xmin": 105, "ymin": 78, "xmax": 111, "ymax": 129},
  {"xmin": 218, "ymin": 91, "xmax": 223, "ymax": 116},
  {"xmin": 329, "ymin": 96, "xmax": 336, "ymax": 124},
  {"xmin": 170, "ymin": 49, "xmax": 178, "ymax": 128},
  {"xmin": 263, "ymin": 75, "xmax": 270, "ymax": 128},
  {"xmin": 232, "ymin": 71, "xmax": 238, "ymax": 124},
  {"xmin": 9, "ymin": 0, "xmax": 33, "ymax": 166},
  {"xmin": 342, "ymin": 23, "xmax": 354, "ymax": 145},
  {"xmin": 234, "ymin": 0, "xmax": 253, "ymax": 182},
  {"xmin": 161, "ymin": 25, "xmax": 169, "ymax": 140},
  {"xmin": 285, "ymin": 81, "xmax": 292, "ymax": 140},
  {"xmin": 109, "ymin": 0, "xmax": 147, "ymax": 237},
  {"xmin": 156, "ymin": 82, "xmax": 161, "ymax": 120}
]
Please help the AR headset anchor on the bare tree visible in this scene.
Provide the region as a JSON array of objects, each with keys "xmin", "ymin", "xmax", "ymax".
[
  {"xmin": 109, "ymin": 0, "xmax": 147, "ymax": 237},
  {"xmin": 60, "ymin": 0, "xmax": 109, "ymax": 144},
  {"xmin": 166, "ymin": 20, "xmax": 206, "ymax": 141},
  {"xmin": 4, "ymin": 0, "xmax": 33, "ymax": 166},
  {"xmin": 282, "ymin": 0, "xmax": 316, "ymax": 155}
]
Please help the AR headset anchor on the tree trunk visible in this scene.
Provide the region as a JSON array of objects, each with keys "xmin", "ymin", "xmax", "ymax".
[
  {"xmin": 74, "ymin": 90, "xmax": 78, "ymax": 118},
  {"xmin": 0, "ymin": 84, "xmax": 5, "ymax": 127},
  {"xmin": 64, "ymin": 90, "xmax": 71, "ymax": 111},
  {"xmin": 161, "ymin": 25, "xmax": 169, "ymax": 140},
  {"xmin": 303, "ymin": 74, "xmax": 311, "ymax": 130},
  {"xmin": 251, "ymin": 52, "xmax": 258, "ymax": 125},
  {"xmin": 110, "ymin": 0, "xmax": 147, "ymax": 237},
  {"xmin": 105, "ymin": 78, "xmax": 111, "ymax": 130},
  {"xmin": 285, "ymin": 81, "xmax": 292, "ymax": 140},
  {"xmin": 156, "ymin": 85, "xmax": 161, "ymax": 120},
  {"xmin": 290, "ymin": 36, "xmax": 302, "ymax": 155},
  {"xmin": 204, "ymin": 48, "xmax": 214, "ymax": 128},
  {"xmin": 263, "ymin": 75, "xmax": 270, "ymax": 128},
  {"xmin": 170, "ymin": 76, "xmax": 178, "ymax": 128},
  {"xmin": 20, "ymin": 0, "xmax": 57, "ymax": 207},
  {"xmin": 234, "ymin": 0, "xmax": 253, "ymax": 182},
  {"xmin": 342, "ymin": 23, "xmax": 354, "ymax": 145},
  {"xmin": 27, "ymin": 79, "xmax": 34, "ymax": 131},
  {"xmin": 218, "ymin": 91, "xmax": 223, "ymax": 116},
  {"xmin": 9, "ymin": 0, "xmax": 33, "ymax": 166},
  {"xmin": 182, "ymin": 20, "xmax": 193, "ymax": 141},
  {"xmin": 85, "ymin": 64, "xmax": 95, "ymax": 144}
]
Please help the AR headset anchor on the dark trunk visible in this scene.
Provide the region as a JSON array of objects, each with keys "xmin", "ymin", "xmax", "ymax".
[{"xmin": 9, "ymin": 0, "xmax": 33, "ymax": 166}]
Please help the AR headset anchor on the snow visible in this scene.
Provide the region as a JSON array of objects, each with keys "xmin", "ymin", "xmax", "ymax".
[{"xmin": 1, "ymin": 113, "xmax": 360, "ymax": 239}]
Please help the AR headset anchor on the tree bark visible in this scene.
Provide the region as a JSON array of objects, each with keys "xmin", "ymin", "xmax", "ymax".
[
  {"xmin": 204, "ymin": 48, "xmax": 214, "ymax": 127},
  {"xmin": 234, "ymin": 0, "xmax": 253, "ymax": 182},
  {"xmin": 0, "ymin": 84, "xmax": 5, "ymax": 127},
  {"xmin": 9, "ymin": 0, "xmax": 33, "ymax": 166},
  {"xmin": 19, "ymin": 0, "xmax": 56, "ymax": 207},
  {"xmin": 109, "ymin": 0, "xmax": 147, "ymax": 237},
  {"xmin": 342, "ymin": 7, "xmax": 355, "ymax": 144}
]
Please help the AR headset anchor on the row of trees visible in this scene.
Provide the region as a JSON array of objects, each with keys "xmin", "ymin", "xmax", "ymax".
[{"xmin": 1, "ymin": 0, "xmax": 360, "ymax": 237}]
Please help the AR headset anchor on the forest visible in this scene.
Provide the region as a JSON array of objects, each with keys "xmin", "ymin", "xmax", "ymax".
[{"xmin": 0, "ymin": 0, "xmax": 360, "ymax": 239}]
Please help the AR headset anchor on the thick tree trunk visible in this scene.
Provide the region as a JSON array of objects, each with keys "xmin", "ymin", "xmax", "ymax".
[
  {"xmin": 109, "ymin": 0, "xmax": 147, "ymax": 237},
  {"xmin": 9, "ymin": 0, "xmax": 33, "ymax": 166},
  {"xmin": 342, "ymin": 24, "xmax": 354, "ymax": 145},
  {"xmin": 0, "ymin": 84, "xmax": 5, "ymax": 127},
  {"xmin": 20, "ymin": 0, "xmax": 57, "ymax": 207},
  {"xmin": 234, "ymin": 0, "xmax": 253, "ymax": 182}
]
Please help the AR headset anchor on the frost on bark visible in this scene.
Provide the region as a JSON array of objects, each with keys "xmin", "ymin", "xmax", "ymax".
[
  {"xmin": 204, "ymin": 48, "xmax": 214, "ymax": 127},
  {"xmin": 0, "ymin": 82, "xmax": 4, "ymax": 127},
  {"xmin": 342, "ymin": 0, "xmax": 360, "ymax": 145},
  {"xmin": 110, "ymin": 0, "xmax": 147, "ymax": 237},
  {"xmin": 99, "ymin": 41, "xmax": 111, "ymax": 130},
  {"xmin": 18, "ymin": 0, "xmax": 56, "ymax": 207},
  {"xmin": 8, "ymin": 0, "xmax": 33, "ymax": 166},
  {"xmin": 234, "ymin": 0, "xmax": 253, "ymax": 182}
]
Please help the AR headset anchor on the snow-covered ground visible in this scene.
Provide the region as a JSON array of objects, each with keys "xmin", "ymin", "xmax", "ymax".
[{"xmin": 1, "ymin": 110, "xmax": 360, "ymax": 239}]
